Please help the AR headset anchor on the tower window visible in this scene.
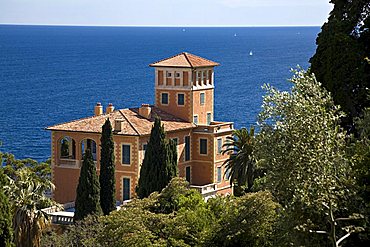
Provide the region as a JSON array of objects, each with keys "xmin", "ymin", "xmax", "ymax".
[
  {"xmin": 178, "ymin": 93, "xmax": 185, "ymax": 105},
  {"xmin": 207, "ymin": 112, "xmax": 212, "ymax": 125},
  {"xmin": 161, "ymin": 93, "xmax": 169, "ymax": 105},
  {"xmin": 193, "ymin": 115, "xmax": 198, "ymax": 125},
  {"xmin": 175, "ymin": 72, "xmax": 180, "ymax": 78},
  {"xmin": 200, "ymin": 138, "xmax": 207, "ymax": 155},
  {"xmin": 200, "ymin": 93, "xmax": 205, "ymax": 105},
  {"xmin": 166, "ymin": 72, "xmax": 172, "ymax": 77}
]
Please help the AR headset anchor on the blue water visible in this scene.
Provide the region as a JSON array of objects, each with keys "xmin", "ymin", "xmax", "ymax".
[{"xmin": 0, "ymin": 25, "xmax": 320, "ymax": 161}]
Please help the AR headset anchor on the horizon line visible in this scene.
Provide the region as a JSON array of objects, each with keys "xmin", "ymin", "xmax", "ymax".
[{"xmin": 0, "ymin": 23, "xmax": 322, "ymax": 28}]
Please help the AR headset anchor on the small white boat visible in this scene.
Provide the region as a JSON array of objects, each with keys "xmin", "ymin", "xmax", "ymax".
[
  {"xmin": 182, "ymin": 29, "xmax": 186, "ymax": 32},
  {"xmin": 234, "ymin": 33, "xmax": 237, "ymax": 37},
  {"xmin": 249, "ymin": 51, "xmax": 253, "ymax": 56}
]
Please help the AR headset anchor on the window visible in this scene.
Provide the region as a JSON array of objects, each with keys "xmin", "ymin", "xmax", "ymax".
[
  {"xmin": 193, "ymin": 115, "xmax": 198, "ymax": 125},
  {"xmin": 217, "ymin": 138, "xmax": 222, "ymax": 154},
  {"xmin": 175, "ymin": 72, "xmax": 180, "ymax": 78},
  {"xmin": 123, "ymin": 178, "xmax": 130, "ymax": 201},
  {"xmin": 161, "ymin": 93, "xmax": 169, "ymax": 105},
  {"xmin": 200, "ymin": 93, "xmax": 205, "ymax": 105},
  {"xmin": 185, "ymin": 166, "xmax": 191, "ymax": 182},
  {"xmin": 207, "ymin": 112, "xmax": 212, "ymax": 125},
  {"xmin": 178, "ymin": 93, "xmax": 185, "ymax": 105},
  {"xmin": 166, "ymin": 71, "xmax": 172, "ymax": 77},
  {"xmin": 200, "ymin": 138, "xmax": 207, "ymax": 155},
  {"xmin": 217, "ymin": 167, "xmax": 222, "ymax": 183},
  {"xmin": 185, "ymin": 136, "xmax": 190, "ymax": 161},
  {"xmin": 143, "ymin": 144, "xmax": 147, "ymax": 151},
  {"xmin": 122, "ymin": 144, "xmax": 131, "ymax": 164}
]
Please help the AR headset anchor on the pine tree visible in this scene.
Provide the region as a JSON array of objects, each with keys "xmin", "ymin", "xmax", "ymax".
[
  {"xmin": 99, "ymin": 119, "xmax": 116, "ymax": 215},
  {"xmin": 136, "ymin": 117, "xmax": 178, "ymax": 198},
  {"xmin": 74, "ymin": 149, "xmax": 102, "ymax": 221},
  {"xmin": 0, "ymin": 168, "xmax": 13, "ymax": 247}
]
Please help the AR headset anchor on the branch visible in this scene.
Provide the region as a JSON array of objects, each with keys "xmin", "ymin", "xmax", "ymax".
[
  {"xmin": 309, "ymin": 230, "xmax": 328, "ymax": 235},
  {"xmin": 336, "ymin": 232, "xmax": 351, "ymax": 246}
]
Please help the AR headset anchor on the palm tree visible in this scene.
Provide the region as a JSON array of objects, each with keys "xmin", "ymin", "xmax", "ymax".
[
  {"xmin": 4, "ymin": 168, "xmax": 55, "ymax": 247},
  {"xmin": 222, "ymin": 127, "xmax": 256, "ymax": 193}
]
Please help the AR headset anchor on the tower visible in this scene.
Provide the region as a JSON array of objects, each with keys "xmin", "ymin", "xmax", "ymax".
[{"xmin": 150, "ymin": 52, "xmax": 219, "ymax": 125}]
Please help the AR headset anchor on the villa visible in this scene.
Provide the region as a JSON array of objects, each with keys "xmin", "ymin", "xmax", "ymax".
[{"xmin": 47, "ymin": 52, "xmax": 234, "ymax": 204}]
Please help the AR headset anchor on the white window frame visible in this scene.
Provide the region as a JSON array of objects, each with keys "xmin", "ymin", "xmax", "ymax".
[
  {"xmin": 161, "ymin": 92, "xmax": 169, "ymax": 105},
  {"xmin": 193, "ymin": 115, "xmax": 198, "ymax": 125},
  {"xmin": 121, "ymin": 143, "xmax": 131, "ymax": 166},
  {"xmin": 217, "ymin": 137, "xmax": 222, "ymax": 154},
  {"xmin": 177, "ymin": 93, "xmax": 185, "ymax": 106},
  {"xmin": 200, "ymin": 92, "xmax": 205, "ymax": 105},
  {"xmin": 199, "ymin": 138, "xmax": 208, "ymax": 155}
]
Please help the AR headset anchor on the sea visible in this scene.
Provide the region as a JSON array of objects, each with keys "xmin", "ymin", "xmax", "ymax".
[{"xmin": 0, "ymin": 25, "xmax": 320, "ymax": 161}]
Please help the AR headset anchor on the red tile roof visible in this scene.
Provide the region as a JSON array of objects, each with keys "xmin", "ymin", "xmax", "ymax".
[
  {"xmin": 46, "ymin": 106, "xmax": 195, "ymax": 136},
  {"xmin": 149, "ymin": 52, "xmax": 219, "ymax": 68}
]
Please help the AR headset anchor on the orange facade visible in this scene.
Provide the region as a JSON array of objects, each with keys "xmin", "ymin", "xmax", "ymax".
[{"xmin": 49, "ymin": 52, "xmax": 233, "ymax": 204}]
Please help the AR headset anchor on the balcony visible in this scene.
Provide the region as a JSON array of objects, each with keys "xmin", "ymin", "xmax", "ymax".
[
  {"xmin": 59, "ymin": 158, "xmax": 78, "ymax": 167},
  {"xmin": 193, "ymin": 122, "xmax": 234, "ymax": 134}
]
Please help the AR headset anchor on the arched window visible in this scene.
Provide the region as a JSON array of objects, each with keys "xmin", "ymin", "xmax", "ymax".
[
  {"xmin": 81, "ymin": 139, "xmax": 97, "ymax": 161},
  {"xmin": 59, "ymin": 136, "xmax": 76, "ymax": 159}
]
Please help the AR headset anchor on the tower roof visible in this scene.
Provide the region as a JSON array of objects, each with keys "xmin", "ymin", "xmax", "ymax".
[{"xmin": 149, "ymin": 52, "xmax": 219, "ymax": 68}]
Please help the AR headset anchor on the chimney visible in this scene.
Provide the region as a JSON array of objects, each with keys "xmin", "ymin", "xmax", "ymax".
[
  {"xmin": 106, "ymin": 103, "xmax": 114, "ymax": 114},
  {"xmin": 114, "ymin": 118, "xmax": 124, "ymax": 132},
  {"xmin": 94, "ymin": 102, "xmax": 103, "ymax": 116},
  {"xmin": 139, "ymin": 104, "xmax": 151, "ymax": 119}
]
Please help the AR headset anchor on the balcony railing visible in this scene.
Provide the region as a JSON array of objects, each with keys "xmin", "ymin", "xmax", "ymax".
[{"xmin": 59, "ymin": 158, "xmax": 78, "ymax": 167}]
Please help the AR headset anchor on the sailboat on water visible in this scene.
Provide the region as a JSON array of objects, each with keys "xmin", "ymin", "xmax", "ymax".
[{"xmin": 249, "ymin": 51, "xmax": 253, "ymax": 56}]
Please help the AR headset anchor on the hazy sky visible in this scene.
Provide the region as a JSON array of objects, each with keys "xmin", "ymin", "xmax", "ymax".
[{"xmin": 0, "ymin": 0, "xmax": 333, "ymax": 26}]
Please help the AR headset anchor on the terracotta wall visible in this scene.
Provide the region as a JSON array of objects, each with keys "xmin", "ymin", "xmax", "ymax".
[
  {"xmin": 155, "ymin": 89, "xmax": 192, "ymax": 122},
  {"xmin": 192, "ymin": 88, "xmax": 214, "ymax": 125}
]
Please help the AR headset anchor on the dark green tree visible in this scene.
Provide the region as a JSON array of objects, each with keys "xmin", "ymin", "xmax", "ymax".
[
  {"xmin": 136, "ymin": 117, "xmax": 178, "ymax": 198},
  {"xmin": 0, "ymin": 167, "xmax": 13, "ymax": 247},
  {"xmin": 99, "ymin": 119, "xmax": 116, "ymax": 215},
  {"xmin": 310, "ymin": 0, "xmax": 370, "ymax": 131},
  {"xmin": 74, "ymin": 149, "xmax": 102, "ymax": 221}
]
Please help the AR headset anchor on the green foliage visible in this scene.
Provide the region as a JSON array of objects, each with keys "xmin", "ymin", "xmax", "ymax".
[
  {"xmin": 205, "ymin": 191, "xmax": 279, "ymax": 247},
  {"xmin": 41, "ymin": 215, "xmax": 104, "ymax": 247},
  {"xmin": 137, "ymin": 117, "xmax": 178, "ymax": 198},
  {"xmin": 5, "ymin": 167, "xmax": 56, "ymax": 247},
  {"xmin": 222, "ymin": 127, "xmax": 256, "ymax": 193},
  {"xmin": 256, "ymin": 69, "xmax": 360, "ymax": 246},
  {"xmin": 74, "ymin": 149, "xmax": 102, "ymax": 221},
  {"xmin": 310, "ymin": 0, "xmax": 370, "ymax": 131},
  {"xmin": 0, "ymin": 168, "xmax": 13, "ymax": 247},
  {"xmin": 1, "ymin": 152, "xmax": 51, "ymax": 187},
  {"xmin": 99, "ymin": 118, "xmax": 116, "ymax": 215}
]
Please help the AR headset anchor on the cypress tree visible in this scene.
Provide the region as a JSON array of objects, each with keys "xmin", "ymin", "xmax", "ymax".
[
  {"xmin": 136, "ymin": 117, "xmax": 178, "ymax": 198},
  {"xmin": 74, "ymin": 149, "xmax": 102, "ymax": 221},
  {"xmin": 99, "ymin": 119, "xmax": 116, "ymax": 215},
  {"xmin": 0, "ymin": 168, "xmax": 13, "ymax": 247}
]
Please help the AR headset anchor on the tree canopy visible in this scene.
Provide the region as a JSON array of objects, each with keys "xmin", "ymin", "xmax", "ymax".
[
  {"xmin": 256, "ymin": 69, "xmax": 360, "ymax": 246},
  {"xmin": 74, "ymin": 149, "xmax": 102, "ymax": 221},
  {"xmin": 310, "ymin": 0, "xmax": 370, "ymax": 131},
  {"xmin": 136, "ymin": 117, "xmax": 178, "ymax": 198},
  {"xmin": 99, "ymin": 118, "xmax": 116, "ymax": 215}
]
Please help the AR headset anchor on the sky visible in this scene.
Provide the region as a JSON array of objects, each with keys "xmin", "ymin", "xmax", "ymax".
[{"xmin": 0, "ymin": 0, "xmax": 333, "ymax": 26}]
